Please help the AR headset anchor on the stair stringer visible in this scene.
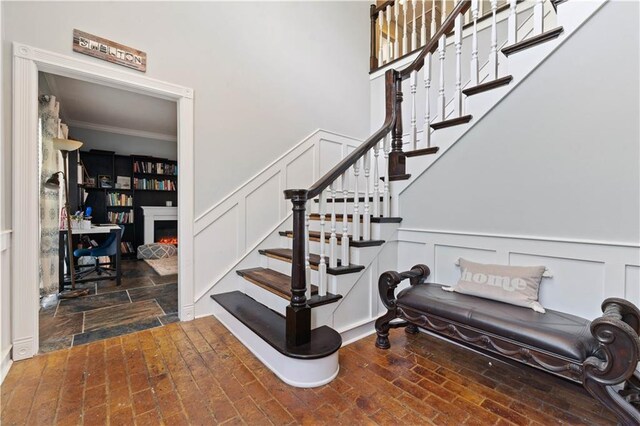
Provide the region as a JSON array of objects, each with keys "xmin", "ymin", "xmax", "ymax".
[{"xmin": 392, "ymin": 0, "xmax": 607, "ymax": 199}]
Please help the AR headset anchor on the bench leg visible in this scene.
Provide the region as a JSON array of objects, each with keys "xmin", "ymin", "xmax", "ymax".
[
  {"xmin": 405, "ymin": 324, "xmax": 419, "ymax": 335},
  {"xmin": 375, "ymin": 310, "xmax": 396, "ymax": 349},
  {"xmin": 584, "ymin": 378, "xmax": 640, "ymax": 425}
]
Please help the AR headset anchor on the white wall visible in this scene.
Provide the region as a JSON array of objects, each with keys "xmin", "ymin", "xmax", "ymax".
[
  {"xmin": 400, "ymin": 1, "xmax": 639, "ymax": 244},
  {"xmin": 2, "ymin": 1, "xmax": 371, "ymax": 223},
  {"xmin": 68, "ymin": 127, "xmax": 178, "ymax": 160}
]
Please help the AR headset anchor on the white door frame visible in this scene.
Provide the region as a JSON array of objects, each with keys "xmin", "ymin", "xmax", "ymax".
[{"xmin": 12, "ymin": 42, "xmax": 195, "ymax": 360}]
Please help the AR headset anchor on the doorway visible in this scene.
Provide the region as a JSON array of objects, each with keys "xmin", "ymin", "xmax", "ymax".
[
  {"xmin": 12, "ymin": 43, "xmax": 194, "ymax": 360},
  {"xmin": 38, "ymin": 72, "xmax": 181, "ymax": 352}
]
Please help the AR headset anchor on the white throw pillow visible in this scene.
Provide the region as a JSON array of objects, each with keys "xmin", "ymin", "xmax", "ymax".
[{"xmin": 443, "ymin": 258, "xmax": 546, "ymax": 313}]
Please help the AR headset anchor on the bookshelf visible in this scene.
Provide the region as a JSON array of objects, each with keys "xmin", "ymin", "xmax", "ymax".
[{"xmin": 70, "ymin": 151, "xmax": 179, "ymax": 254}]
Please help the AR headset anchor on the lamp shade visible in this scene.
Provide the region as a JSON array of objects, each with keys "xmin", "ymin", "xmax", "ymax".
[{"xmin": 53, "ymin": 138, "xmax": 83, "ymax": 152}]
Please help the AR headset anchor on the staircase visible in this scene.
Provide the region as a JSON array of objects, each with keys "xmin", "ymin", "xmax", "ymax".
[{"xmin": 207, "ymin": 0, "xmax": 606, "ymax": 387}]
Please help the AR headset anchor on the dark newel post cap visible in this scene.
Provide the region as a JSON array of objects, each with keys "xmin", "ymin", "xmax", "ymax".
[{"xmin": 283, "ymin": 189, "xmax": 308, "ymax": 201}]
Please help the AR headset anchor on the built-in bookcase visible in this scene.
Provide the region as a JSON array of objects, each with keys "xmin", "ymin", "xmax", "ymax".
[{"xmin": 70, "ymin": 150, "xmax": 178, "ymax": 256}]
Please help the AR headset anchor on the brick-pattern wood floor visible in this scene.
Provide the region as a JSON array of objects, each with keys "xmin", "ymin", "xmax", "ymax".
[{"xmin": 1, "ymin": 317, "xmax": 616, "ymax": 425}]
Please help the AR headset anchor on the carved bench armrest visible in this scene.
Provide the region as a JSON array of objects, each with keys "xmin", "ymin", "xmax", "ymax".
[
  {"xmin": 378, "ymin": 264, "xmax": 430, "ymax": 310},
  {"xmin": 584, "ymin": 298, "xmax": 640, "ymax": 386}
]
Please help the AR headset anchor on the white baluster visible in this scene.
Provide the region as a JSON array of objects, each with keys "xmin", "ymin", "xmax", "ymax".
[
  {"xmin": 305, "ymin": 201, "xmax": 311, "ymax": 300},
  {"xmin": 441, "ymin": 0, "xmax": 446, "ymax": 26},
  {"xmin": 421, "ymin": 0, "xmax": 427, "ymax": 47},
  {"xmin": 410, "ymin": 70, "xmax": 418, "ymax": 150},
  {"xmin": 424, "ymin": 53, "xmax": 432, "ymax": 148},
  {"xmin": 379, "ymin": 10, "xmax": 385, "ymax": 66},
  {"xmin": 489, "ymin": 0, "xmax": 498, "ymax": 80},
  {"xmin": 431, "ymin": 0, "xmax": 436, "ymax": 37},
  {"xmin": 341, "ymin": 172, "xmax": 349, "ymax": 266},
  {"xmin": 411, "ymin": 0, "xmax": 418, "ymax": 51},
  {"xmin": 438, "ymin": 34, "xmax": 446, "ymax": 121},
  {"xmin": 471, "ymin": 0, "xmax": 479, "ymax": 87},
  {"xmin": 318, "ymin": 192, "xmax": 327, "ymax": 296},
  {"xmin": 363, "ymin": 150, "xmax": 371, "ymax": 240},
  {"xmin": 352, "ymin": 159, "xmax": 360, "ymax": 241},
  {"xmin": 508, "ymin": 0, "xmax": 517, "ymax": 45},
  {"xmin": 394, "ymin": 3, "xmax": 400, "ymax": 60},
  {"xmin": 387, "ymin": 5, "xmax": 393, "ymax": 61},
  {"xmin": 454, "ymin": 14, "xmax": 463, "ymax": 117},
  {"xmin": 329, "ymin": 182, "xmax": 338, "ymax": 268},
  {"xmin": 402, "ymin": 0, "xmax": 409, "ymax": 55},
  {"xmin": 383, "ymin": 134, "xmax": 391, "ymax": 217},
  {"xmin": 373, "ymin": 142, "xmax": 380, "ymax": 218},
  {"xmin": 533, "ymin": 0, "xmax": 544, "ymax": 35}
]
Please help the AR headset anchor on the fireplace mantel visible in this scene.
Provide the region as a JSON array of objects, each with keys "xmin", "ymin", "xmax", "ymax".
[{"xmin": 141, "ymin": 206, "xmax": 178, "ymax": 244}]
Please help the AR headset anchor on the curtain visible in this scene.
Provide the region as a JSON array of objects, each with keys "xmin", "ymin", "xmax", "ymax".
[{"xmin": 39, "ymin": 95, "xmax": 67, "ymax": 296}]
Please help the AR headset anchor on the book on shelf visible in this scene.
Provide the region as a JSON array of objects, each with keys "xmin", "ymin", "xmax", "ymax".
[
  {"xmin": 107, "ymin": 211, "xmax": 134, "ymax": 224},
  {"xmin": 107, "ymin": 192, "xmax": 133, "ymax": 206},
  {"xmin": 133, "ymin": 160, "xmax": 177, "ymax": 176},
  {"xmin": 133, "ymin": 177, "xmax": 176, "ymax": 191}
]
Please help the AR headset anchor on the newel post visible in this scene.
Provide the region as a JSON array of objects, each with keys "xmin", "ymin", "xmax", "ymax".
[
  {"xmin": 370, "ymin": 4, "xmax": 378, "ymax": 71},
  {"xmin": 283, "ymin": 189, "xmax": 311, "ymax": 347},
  {"xmin": 389, "ymin": 71, "xmax": 408, "ymax": 179}
]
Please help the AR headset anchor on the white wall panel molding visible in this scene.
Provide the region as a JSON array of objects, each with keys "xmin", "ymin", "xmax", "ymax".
[
  {"xmin": 192, "ymin": 130, "xmax": 361, "ymax": 307},
  {"xmin": 396, "ymin": 228, "xmax": 640, "ymax": 320},
  {"xmin": 12, "ymin": 43, "xmax": 195, "ymax": 358}
]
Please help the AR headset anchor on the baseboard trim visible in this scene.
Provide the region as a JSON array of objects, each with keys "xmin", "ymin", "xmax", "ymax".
[{"xmin": 1, "ymin": 346, "xmax": 12, "ymax": 384}]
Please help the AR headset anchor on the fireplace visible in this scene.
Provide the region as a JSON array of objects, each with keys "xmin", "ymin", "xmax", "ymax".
[
  {"xmin": 154, "ymin": 220, "xmax": 177, "ymax": 245},
  {"xmin": 141, "ymin": 206, "xmax": 178, "ymax": 244}
]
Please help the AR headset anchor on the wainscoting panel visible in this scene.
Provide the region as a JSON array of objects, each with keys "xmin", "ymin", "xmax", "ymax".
[
  {"xmin": 397, "ymin": 229, "xmax": 640, "ymax": 320},
  {"xmin": 245, "ymin": 171, "xmax": 281, "ymax": 249},
  {"xmin": 510, "ymin": 253, "xmax": 606, "ymax": 319},
  {"xmin": 625, "ymin": 265, "xmax": 640, "ymax": 308}
]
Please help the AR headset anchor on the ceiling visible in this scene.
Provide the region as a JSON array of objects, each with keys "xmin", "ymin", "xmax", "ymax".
[{"xmin": 40, "ymin": 72, "xmax": 178, "ymax": 142}]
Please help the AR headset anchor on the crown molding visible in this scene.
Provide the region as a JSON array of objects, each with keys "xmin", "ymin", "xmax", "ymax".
[{"xmin": 66, "ymin": 119, "xmax": 177, "ymax": 142}]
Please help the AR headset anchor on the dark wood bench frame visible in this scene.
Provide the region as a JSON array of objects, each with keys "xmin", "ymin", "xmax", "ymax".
[{"xmin": 375, "ymin": 264, "xmax": 640, "ymax": 425}]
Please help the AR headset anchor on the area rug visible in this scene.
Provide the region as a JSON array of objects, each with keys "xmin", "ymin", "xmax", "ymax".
[{"xmin": 144, "ymin": 256, "xmax": 178, "ymax": 276}]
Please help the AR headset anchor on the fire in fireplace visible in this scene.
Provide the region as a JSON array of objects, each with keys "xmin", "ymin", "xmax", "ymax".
[{"xmin": 154, "ymin": 220, "xmax": 178, "ymax": 245}]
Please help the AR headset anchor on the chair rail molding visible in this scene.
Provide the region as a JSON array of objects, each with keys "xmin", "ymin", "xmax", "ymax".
[
  {"xmin": 11, "ymin": 42, "xmax": 195, "ymax": 360},
  {"xmin": 396, "ymin": 228, "xmax": 640, "ymax": 320}
]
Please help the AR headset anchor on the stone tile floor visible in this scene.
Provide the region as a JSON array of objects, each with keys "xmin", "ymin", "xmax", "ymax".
[
  {"xmin": 4, "ymin": 316, "xmax": 616, "ymax": 425},
  {"xmin": 39, "ymin": 260, "xmax": 178, "ymax": 353}
]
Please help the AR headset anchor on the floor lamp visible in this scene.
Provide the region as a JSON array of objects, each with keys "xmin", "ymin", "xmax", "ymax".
[{"xmin": 44, "ymin": 138, "xmax": 89, "ymax": 298}]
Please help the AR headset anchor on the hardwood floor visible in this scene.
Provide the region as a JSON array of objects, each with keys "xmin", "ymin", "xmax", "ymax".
[
  {"xmin": 4, "ymin": 316, "xmax": 616, "ymax": 425},
  {"xmin": 39, "ymin": 260, "xmax": 178, "ymax": 353}
]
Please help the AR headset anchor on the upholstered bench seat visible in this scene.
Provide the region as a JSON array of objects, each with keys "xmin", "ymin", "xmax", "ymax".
[
  {"xmin": 396, "ymin": 284, "xmax": 599, "ymax": 361},
  {"xmin": 375, "ymin": 264, "xmax": 640, "ymax": 425}
]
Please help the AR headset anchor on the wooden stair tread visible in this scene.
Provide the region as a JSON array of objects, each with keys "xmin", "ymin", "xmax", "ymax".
[
  {"xmin": 430, "ymin": 115, "xmax": 473, "ymax": 130},
  {"xmin": 236, "ymin": 267, "xmax": 343, "ymax": 307},
  {"xmin": 279, "ymin": 230, "xmax": 385, "ymax": 247},
  {"xmin": 502, "ymin": 27, "xmax": 564, "ymax": 56},
  {"xmin": 259, "ymin": 248, "xmax": 365, "ymax": 275},
  {"xmin": 462, "ymin": 76, "xmax": 513, "ymax": 96},
  {"xmin": 313, "ymin": 196, "xmax": 384, "ymax": 203},
  {"xmin": 405, "ymin": 147, "xmax": 440, "ymax": 158},
  {"xmin": 211, "ymin": 291, "xmax": 341, "ymax": 359},
  {"xmin": 237, "ymin": 267, "xmax": 318, "ymax": 297},
  {"xmin": 309, "ymin": 213, "xmax": 402, "ymax": 224}
]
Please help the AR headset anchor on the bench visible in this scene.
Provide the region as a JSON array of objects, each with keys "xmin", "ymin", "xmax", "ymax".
[{"xmin": 375, "ymin": 264, "xmax": 640, "ymax": 425}]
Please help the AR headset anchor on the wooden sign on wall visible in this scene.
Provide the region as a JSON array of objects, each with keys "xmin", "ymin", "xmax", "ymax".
[{"xmin": 72, "ymin": 29, "xmax": 147, "ymax": 72}]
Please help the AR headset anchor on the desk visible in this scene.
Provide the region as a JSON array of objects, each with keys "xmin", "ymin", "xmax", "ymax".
[{"xmin": 58, "ymin": 225, "xmax": 122, "ymax": 292}]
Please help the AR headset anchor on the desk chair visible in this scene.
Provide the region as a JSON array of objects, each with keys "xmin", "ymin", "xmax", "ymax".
[{"xmin": 73, "ymin": 225, "xmax": 124, "ymax": 281}]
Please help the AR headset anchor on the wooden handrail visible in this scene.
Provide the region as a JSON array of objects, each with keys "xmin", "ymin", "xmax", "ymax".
[
  {"xmin": 285, "ymin": 69, "xmax": 398, "ymax": 201},
  {"xmin": 399, "ymin": 0, "xmax": 471, "ymax": 80}
]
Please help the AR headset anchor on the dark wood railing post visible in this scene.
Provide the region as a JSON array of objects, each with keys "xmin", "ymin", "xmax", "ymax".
[
  {"xmin": 370, "ymin": 4, "xmax": 378, "ymax": 71},
  {"xmin": 389, "ymin": 71, "xmax": 408, "ymax": 179},
  {"xmin": 283, "ymin": 189, "xmax": 311, "ymax": 347}
]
